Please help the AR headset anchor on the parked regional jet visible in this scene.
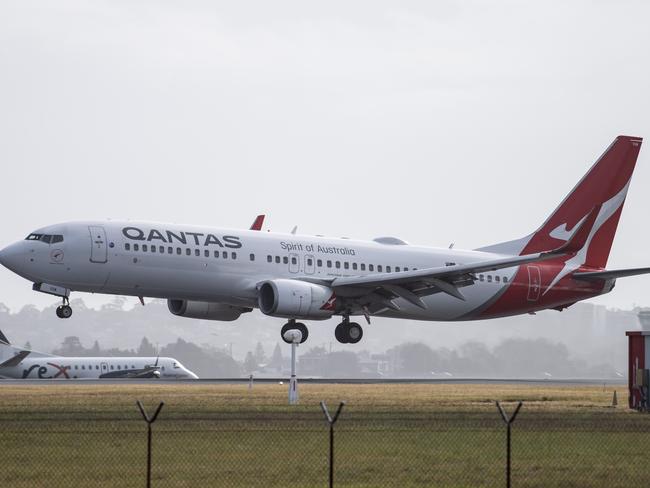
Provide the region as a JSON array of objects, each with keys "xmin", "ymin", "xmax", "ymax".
[
  {"xmin": 1, "ymin": 136, "xmax": 648, "ymax": 345},
  {"xmin": 0, "ymin": 330, "xmax": 198, "ymax": 379}
]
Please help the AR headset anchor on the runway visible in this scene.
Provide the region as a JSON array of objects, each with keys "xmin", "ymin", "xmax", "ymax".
[{"xmin": 0, "ymin": 377, "xmax": 626, "ymax": 386}]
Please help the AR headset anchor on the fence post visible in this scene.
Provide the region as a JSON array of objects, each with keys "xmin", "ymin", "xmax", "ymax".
[
  {"xmin": 136, "ymin": 400, "xmax": 165, "ymax": 488},
  {"xmin": 496, "ymin": 401, "xmax": 522, "ymax": 488},
  {"xmin": 320, "ymin": 401, "xmax": 345, "ymax": 488}
]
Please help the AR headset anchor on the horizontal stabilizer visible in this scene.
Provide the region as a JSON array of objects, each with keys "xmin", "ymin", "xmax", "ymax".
[
  {"xmin": 573, "ymin": 267, "xmax": 650, "ymax": 281},
  {"xmin": 0, "ymin": 350, "xmax": 30, "ymax": 368}
]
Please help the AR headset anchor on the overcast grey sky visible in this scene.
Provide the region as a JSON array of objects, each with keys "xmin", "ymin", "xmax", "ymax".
[{"xmin": 1, "ymin": 1, "xmax": 649, "ymax": 311}]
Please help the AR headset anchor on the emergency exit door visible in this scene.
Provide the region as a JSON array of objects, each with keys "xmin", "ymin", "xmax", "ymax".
[{"xmin": 89, "ymin": 226, "xmax": 108, "ymax": 263}]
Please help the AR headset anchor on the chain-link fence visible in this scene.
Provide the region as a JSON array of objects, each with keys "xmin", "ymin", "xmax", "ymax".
[{"xmin": 2, "ymin": 400, "xmax": 649, "ymax": 487}]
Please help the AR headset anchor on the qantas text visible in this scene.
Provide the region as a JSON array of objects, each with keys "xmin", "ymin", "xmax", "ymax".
[{"xmin": 122, "ymin": 227, "xmax": 242, "ymax": 249}]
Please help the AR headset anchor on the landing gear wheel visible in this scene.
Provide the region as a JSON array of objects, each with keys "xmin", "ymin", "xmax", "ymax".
[
  {"xmin": 56, "ymin": 305, "xmax": 72, "ymax": 319},
  {"xmin": 347, "ymin": 322, "xmax": 363, "ymax": 344},
  {"xmin": 280, "ymin": 321, "xmax": 309, "ymax": 344},
  {"xmin": 334, "ymin": 321, "xmax": 363, "ymax": 344}
]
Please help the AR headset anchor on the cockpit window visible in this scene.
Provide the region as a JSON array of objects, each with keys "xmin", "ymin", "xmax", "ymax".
[{"xmin": 25, "ymin": 234, "xmax": 63, "ymax": 243}]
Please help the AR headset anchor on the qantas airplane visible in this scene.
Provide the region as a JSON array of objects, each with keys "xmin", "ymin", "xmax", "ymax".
[
  {"xmin": 0, "ymin": 330, "xmax": 198, "ymax": 379},
  {"xmin": 0, "ymin": 136, "xmax": 648, "ymax": 345}
]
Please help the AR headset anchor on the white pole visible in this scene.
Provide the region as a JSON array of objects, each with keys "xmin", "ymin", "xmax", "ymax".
[{"xmin": 283, "ymin": 330, "xmax": 302, "ymax": 405}]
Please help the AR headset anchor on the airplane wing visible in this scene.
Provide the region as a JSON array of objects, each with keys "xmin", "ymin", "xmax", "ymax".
[
  {"xmin": 573, "ymin": 267, "xmax": 650, "ymax": 281},
  {"xmin": 0, "ymin": 350, "xmax": 30, "ymax": 369},
  {"xmin": 329, "ymin": 208, "xmax": 600, "ymax": 312}
]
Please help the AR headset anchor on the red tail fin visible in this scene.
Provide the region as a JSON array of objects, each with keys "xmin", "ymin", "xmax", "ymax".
[{"xmin": 480, "ymin": 136, "xmax": 642, "ymax": 268}]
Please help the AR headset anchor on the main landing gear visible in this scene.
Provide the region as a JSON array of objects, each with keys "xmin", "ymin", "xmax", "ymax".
[
  {"xmin": 281, "ymin": 319, "xmax": 308, "ymax": 344},
  {"xmin": 55, "ymin": 298, "xmax": 72, "ymax": 319},
  {"xmin": 334, "ymin": 318, "xmax": 363, "ymax": 344}
]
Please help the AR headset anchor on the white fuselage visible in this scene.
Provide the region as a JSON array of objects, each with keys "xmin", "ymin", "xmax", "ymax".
[
  {"xmin": 0, "ymin": 354, "xmax": 197, "ymax": 379},
  {"xmin": 0, "ymin": 220, "xmax": 533, "ymax": 321}
]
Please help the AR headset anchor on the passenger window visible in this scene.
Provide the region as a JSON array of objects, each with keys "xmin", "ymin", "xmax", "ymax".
[
  {"xmin": 335, "ymin": 261, "xmax": 341, "ymax": 269},
  {"xmin": 74, "ymin": 365, "xmax": 78, "ymax": 370},
  {"xmin": 232, "ymin": 252, "xmax": 237, "ymax": 260},
  {"xmin": 283, "ymin": 256, "xmax": 288, "ymax": 264},
  {"xmin": 503, "ymin": 276, "xmax": 508, "ymax": 283},
  {"xmin": 360, "ymin": 263, "xmax": 366, "ymax": 271},
  {"xmin": 404, "ymin": 267, "xmax": 409, "ymax": 272},
  {"xmin": 487, "ymin": 275, "xmax": 492, "ymax": 282},
  {"xmin": 125, "ymin": 243, "xmax": 130, "ymax": 251},
  {"xmin": 396, "ymin": 266, "xmax": 401, "ymax": 272},
  {"xmin": 495, "ymin": 276, "xmax": 501, "ymax": 282},
  {"xmin": 215, "ymin": 251, "xmax": 220, "ymax": 258},
  {"xmin": 134, "ymin": 244, "xmax": 139, "ymax": 251},
  {"xmin": 307, "ymin": 258, "xmax": 313, "ymax": 266},
  {"xmin": 275, "ymin": 256, "xmax": 281, "ymax": 263},
  {"xmin": 223, "ymin": 251, "xmax": 228, "ymax": 259},
  {"xmin": 176, "ymin": 248, "xmax": 181, "ymax": 255},
  {"xmin": 317, "ymin": 259, "xmax": 322, "ymax": 267},
  {"xmin": 117, "ymin": 365, "xmax": 121, "ymax": 370},
  {"xmin": 479, "ymin": 274, "xmax": 484, "ymax": 281},
  {"xmin": 81, "ymin": 365, "xmax": 85, "ymax": 370},
  {"xmin": 168, "ymin": 247, "xmax": 173, "ymax": 254},
  {"xmin": 327, "ymin": 260, "xmax": 332, "ymax": 268},
  {"xmin": 352, "ymin": 263, "xmax": 357, "ymax": 270},
  {"xmin": 195, "ymin": 249, "xmax": 200, "ymax": 257},
  {"xmin": 110, "ymin": 365, "xmax": 114, "ymax": 370},
  {"xmin": 186, "ymin": 248, "xmax": 191, "ymax": 256},
  {"xmin": 159, "ymin": 246, "xmax": 164, "ymax": 253},
  {"xmin": 369, "ymin": 264, "xmax": 374, "ymax": 271},
  {"xmin": 291, "ymin": 257, "xmax": 297, "ymax": 265},
  {"xmin": 377, "ymin": 265, "xmax": 383, "ymax": 272},
  {"xmin": 204, "ymin": 250, "xmax": 210, "ymax": 257},
  {"xmin": 267, "ymin": 255, "xmax": 272, "ymax": 263},
  {"xmin": 95, "ymin": 365, "xmax": 99, "ymax": 370},
  {"xmin": 386, "ymin": 266, "xmax": 391, "ymax": 273},
  {"xmin": 151, "ymin": 246, "xmax": 156, "ymax": 253},
  {"xmin": 344, "ymin": 262, "xmax": 349, "ymax": 269},
  {"xmin": 250, "ymin": 253, "xmax": 255, "ymax": 261},
  {"xmin": 142, "ymin": 244, "xmax": 148, "ymax": 252}
]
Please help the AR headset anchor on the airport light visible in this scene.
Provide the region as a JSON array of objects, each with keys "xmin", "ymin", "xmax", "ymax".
[{"xmin": 283, "ymin": 329, "xmax": 302, "ymax": 404}]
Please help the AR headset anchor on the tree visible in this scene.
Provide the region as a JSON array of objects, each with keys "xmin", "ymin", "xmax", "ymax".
[
  {"xmin": 53, "ymin": 336, "xmax": 86, "ymax": 356},
  {"xmin": 137, "ymin": 337, "xmax": 156, "ymax": 356},
  {"xmin": 90, "ymin": 340, "xmax": 101, "ymax": 355},
  {"xmin": 268, "ymin": 343, "xmax": 283, "ymax": 369},
  {"xmin": 390, "ymin": 343, "xmax": 438, "ymax": 376},
  {"xmin": 326, "ymin": 351, "xmax": 361, "ymax": 377},
  {"xmin": 254, "ymin": 342, "xmax": 266, "ymax": 366},
  {"xmin": 244, "ymin": 351, "xmax": 257, "ymax": 373}
]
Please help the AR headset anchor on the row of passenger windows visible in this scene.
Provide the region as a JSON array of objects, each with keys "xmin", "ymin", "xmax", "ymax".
[
  {"xmin": 266, "ymin": 255, "xmax": 411, "ymax": 273},
  {"xmin": 69, "ymin": 364, "xmax": 165, "ymax": 371},
  {"xmin": 123, "ymin": 243, "xmax": 511, "ymax": 282},
  {"xmin": 478, "ymin": 274, "xmax": 509, "ymax": 283},
  {"xmin": 125, "ymin": 243, "xmax": 238, "ymax": 260}
]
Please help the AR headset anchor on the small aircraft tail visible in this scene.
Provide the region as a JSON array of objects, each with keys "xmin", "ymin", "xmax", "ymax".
[{"xmin": 479, "ymin": 135, "xmax": 643, "ymax": 268}]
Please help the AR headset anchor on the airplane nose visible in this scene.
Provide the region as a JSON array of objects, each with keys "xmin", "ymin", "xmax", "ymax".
[{"xmin": 0, "ymin": 242, "xmax": 26, "ymax": 273}]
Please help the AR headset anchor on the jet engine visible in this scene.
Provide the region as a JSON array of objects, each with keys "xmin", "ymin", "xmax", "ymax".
[
  {"xmin": 167, "ymin": 299, "xmax": 251, "ymax": 321},
  {"xmin": 258, "ymin": 279, "xmax": 336, "ymax": 320}
]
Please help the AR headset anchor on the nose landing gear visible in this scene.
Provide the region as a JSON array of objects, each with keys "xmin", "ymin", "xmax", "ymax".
[
  {"xmin": 55, "ymin": 298, "xmax": 72, "ymax": 319},
  {"xmin": 281, "ymin": 319, "xmax": 308, "ymax": 344},
  {"xmin": 334, "ymin": 318, "xmax": 363, "ymax": 344}
]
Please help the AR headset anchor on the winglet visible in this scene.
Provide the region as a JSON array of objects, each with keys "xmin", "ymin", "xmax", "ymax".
[
  {"xmin": 250, "ymin": 215, "xmax": 265, "ymax": 231},
  {"xmin": 0, "ymin": 330, "xmax": 9, "ymax": 346}
]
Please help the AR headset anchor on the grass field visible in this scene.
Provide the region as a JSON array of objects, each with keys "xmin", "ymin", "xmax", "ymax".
[{"xmin": 0, "ymin": 382, "xmax": 646, "ymax": 487}]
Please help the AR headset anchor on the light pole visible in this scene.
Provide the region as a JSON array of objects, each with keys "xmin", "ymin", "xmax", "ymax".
[{"xmin": 283, "ymin": 329, "xmax": 302, "ymax": 405}]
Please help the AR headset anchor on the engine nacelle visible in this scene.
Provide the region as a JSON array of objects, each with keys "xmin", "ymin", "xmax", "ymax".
[
  {"xmin": 258, "ymin": 279, "xmax": 336, "ymax": 320},
  {"xmin": 167, "ymin": 299, "xmax": 250, "ymax": 321}
]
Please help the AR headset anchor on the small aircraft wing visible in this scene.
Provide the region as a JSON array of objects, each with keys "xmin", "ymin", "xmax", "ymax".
[
  {"xmin": 250, "ymin": 215, "xmax": 265, "ymax": 231},
  {"xmin": 573, "ymin": 267, "xmax": 650, "ymax": 281},
  {"xmin": 0, "ymin": 350, "xmax": 30, "ymax": 369}
]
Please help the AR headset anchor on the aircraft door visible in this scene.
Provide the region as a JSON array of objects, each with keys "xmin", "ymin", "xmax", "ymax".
[
  {"xmin": 527, "ymin": 265, "xmax": 541, "ymax": 301},
  {"xmin": 100, "ymin": 362, "xmax": 108, "ymax": 376},
  {"xmin": 289, "ymin": 253, "xmax": 300, "ymax": 273},
  {"xmin": 89, "ymin": 226, "xmax": 108, "ymax": 263},
  {"xmin": 304, "ymin": 254, "xmax": 315, "ymax": 275}
]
